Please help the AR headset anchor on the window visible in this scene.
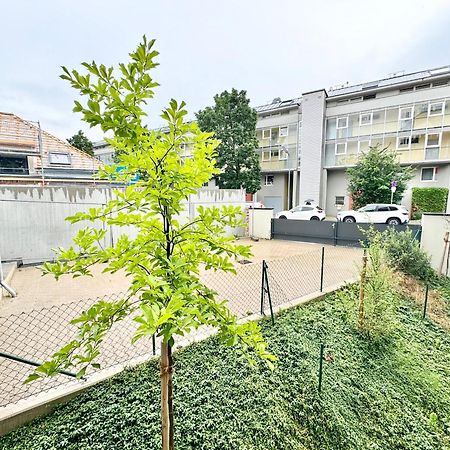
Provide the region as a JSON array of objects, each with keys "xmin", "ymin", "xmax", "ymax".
[
  {"xmin": 358, "ymin": 205, "xmax": 377, "ymax": 212},
  {"xmin": 411, "ymin": 135, "xmax": 420, "ymax": 144},
  {"xmin": 49, "ymin": 153, "xmax": 71, "ymax": 165},
  {"xmin": 264, "ymin": 175, "xmax": 274, "ymax": 186},
  {"xmin": 416, "ymin": 83, "xmax": 431, "ymax": 90},
  {"xmin": 359, "ymin": 112, "xmax": 373, "ymax": 126},
  {"xmin": 335, "ymin": 143, "xmax": 347, "ymax": 155},
  {"xmin": 363, "ymin": 94, "xmax": 376, "ymax": 100},
  {"xmin": 302, "ymin": 206, "xmax": 313, "ymax": 212},
  {"xmin": 271, "ymin": 149, "xmax": 279, "ymax": 159},
  {"xmin": 389, "ymin": 206, "xmax": 399, "ymax": 211},
  {"xmin": 425, "ymin": 133, "xmax": 441, "ymax": 160},
  {"xmin": 335, "ymin": 196, "xmax": 345, "ymax": 206},
  {"xmin": 262, "ymin": 150, "xmax": 271, "ymax": 161},
  {"xmin": 421, "ymin": 167, "xmax": 437, "ymax": 182},
  {"xmin": 377, "ymin": 206, "xmax": 390, "ymax": 212},
  {"xmin": 428, "ymin": 101, "xmax": 445, "ymax": 116},
  {"xmin": 397, "ymin": 136, "xmax": 411, "ymax": 149},
  {"xmin": 399, "ymin": 107, "xmax": 413, "ymax": 131},
  {"xmin": 0, "ymin": 155, "xmax": 28, "ymax": 175},
  {"xmin": 262, "ymin": 129, "xmax": 271, "ymax": 139},
  {"xmin": 279, "ymin": 126, "xmax": 288, "ymax": 137},
  {"xmin": 336, "ymin": 117, "xmax": 348, "ymax": 129}
]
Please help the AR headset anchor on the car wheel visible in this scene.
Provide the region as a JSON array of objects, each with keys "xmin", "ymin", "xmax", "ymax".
[
  {"xmin": 310, "ymin": 216, "xmax": 320, "ymax": 221},
  {"xmin": 343, "ymin": 216, "xmax": 356, "ymax": 223},
  {"xmin": 279, "ymin": 215, "xmax": 287, "ymax": 219},
  {"xmin": 386, "ymin": 217, "xmax": 400, "ymax": 225}
]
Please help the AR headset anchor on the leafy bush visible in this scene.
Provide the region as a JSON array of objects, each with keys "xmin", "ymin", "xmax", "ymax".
[
  {"xmin": 382, "ymin": 228, "xmax": 434, "ymax": 282},
  {"xmin": 2, "ymin": 295, "xmax": 450, "ymax": 450},
  {"xmin": 412, "ymin": 187, "xmax": 448, "ymax": 218}
]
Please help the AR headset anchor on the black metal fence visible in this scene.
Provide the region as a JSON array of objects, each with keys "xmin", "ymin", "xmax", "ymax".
[
  {"xmin": 0, "ymin": 246, "xmax": 361, "ymax": 409},
  {"xmin": 272, "ymin": 219, "xmax": 422, "ymax": 247}
]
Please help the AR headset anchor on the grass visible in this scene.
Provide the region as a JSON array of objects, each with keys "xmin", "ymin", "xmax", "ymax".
[{"xmin": 1, "ymin": 288, "xmax": 449, "ymax": 450}]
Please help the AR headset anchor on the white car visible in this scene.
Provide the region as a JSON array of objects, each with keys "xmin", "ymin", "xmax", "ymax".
[
  {"xmin": 276, "ymin": 205, "xmax": 326, "ymax": 221},
  {"xmin": 336, "ymin": 204, "xmax": 409, "ymax": 225}
]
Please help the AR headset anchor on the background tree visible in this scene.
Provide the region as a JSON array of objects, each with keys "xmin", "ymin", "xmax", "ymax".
[
  {"xmin": 196, "ymin": 89, "xmax": 261, "ymax": 194},
  {"xmin": 67, "ymin": 130, "xmax": 94, "ymax": 156},
  {"xmin": 346, "ymin": 146, "xmax": 413, "ymax": 209},
  {"xmin": 28, "ymin": 38, "xmax": 274, "ymax": 450}
]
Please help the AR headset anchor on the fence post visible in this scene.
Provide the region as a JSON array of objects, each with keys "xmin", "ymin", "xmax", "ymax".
[
  {"xmin": 152, "ymin": 334, "xmax": 156, "ymax": 355},
  {"xmin": 260, "ymin": 260, "xmax": 275, "ymax": 324},
  {"xmin": 422, "ymin": 284, "xmax": 429, "ymax": 319},
  {"xmin": 260, "ymin": 259, "xmax": 266, "ymax": 315},
  {"xmin": 333, "ymin": 221, "xmax": 338, "ymax": 246},
  {"xmin": 318, "ymin": 343, "xmax": 325, "ymax": 393},
  {"xmin": 319, "ymin": 247, "xmax": 325, "ymax": 292},
  {"xmin": 358, "ymin": 249, "xmax": 368, "ymax": 329}
]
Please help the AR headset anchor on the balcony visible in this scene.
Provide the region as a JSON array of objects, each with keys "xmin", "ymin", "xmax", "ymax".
[
  {"xmin": 258, "ymin": 144, "xmax": 299, "ymax": 172},
  {"xmin": 324, "ymin": 142, "xmax": 450, "ymax": 168}
]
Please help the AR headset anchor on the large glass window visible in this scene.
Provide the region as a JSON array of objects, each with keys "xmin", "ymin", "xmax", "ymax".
[
  {"xmin": 425, "ymin": 133, "xmax": 441, "ymax": 159},
  {"xmin": 399, "ymin": 107, "xmax": 414, "ymax": 131},
  {"xmin": 0, "ymin": 155, "xmax": 28, "ymax": 175}
]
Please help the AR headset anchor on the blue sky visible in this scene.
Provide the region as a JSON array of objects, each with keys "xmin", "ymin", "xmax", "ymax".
[{"xmin": 1, "ymin": 0, "xmax": 449, "ymax": 142}]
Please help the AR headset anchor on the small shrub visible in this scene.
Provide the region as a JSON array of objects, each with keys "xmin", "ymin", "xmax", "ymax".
[
  {"xmin": 412, "ymin": 187, "xmax": 448, "ymax": 215},
  {"xmin": 382, "ymin": 228, "xmax": 434, "ymax": 282},
  {"xmin": 341, "ymin": 230, "xmax": 399, "ymax": 339}
]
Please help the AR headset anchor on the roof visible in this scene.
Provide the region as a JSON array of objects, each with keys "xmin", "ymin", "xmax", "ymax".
[
  {"xmin": 255, "ymin": 97, "xmax": 301, "ymax": 114},
  {"xmin": 328, "ymin": 65, "xmax": 450, "ymax": 97},
  {"xmin": 0, "ymin": 112, "xmax": 101, "ymax": 172}
]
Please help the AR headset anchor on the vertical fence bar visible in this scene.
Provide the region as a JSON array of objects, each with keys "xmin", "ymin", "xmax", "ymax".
[
  {"xmin": 265, "ymin": 261, "xmax": 275, "ymax": 325},
  {"xmin": 319, "ymin": 247, "xmax": 325, "ymax": 292},
  {"xmin": 152, "ymin": 334, "xmax": 156, "ymax": 355},
  {"xmin": 422, "ymin": 284, "xmax": 429, "ymax": 319},
  {"xmin": 318, "ymin": 343, "xmax": 325, "ymax": 393},
  {"xmin": 260, "ymin": 259, "xmax": 266, "ymax": 315}
]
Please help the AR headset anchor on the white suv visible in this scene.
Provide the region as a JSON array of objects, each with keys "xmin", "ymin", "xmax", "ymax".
[
  {"xmin": 336, "ymin": 204, "xmax": 409, "ymax": 225},
  {"xmin": 276, "ymin": 205, "xmax": 326, "ymax": 221}
]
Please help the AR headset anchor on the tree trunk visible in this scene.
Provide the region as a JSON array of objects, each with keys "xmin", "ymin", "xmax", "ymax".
[
  {"xmin": 358, "ymin": 250, "xmax": 368, "ymax": 329},
  {"xmin": 161, "ymin": 341, "xmax": 174, "ymax": 450}
]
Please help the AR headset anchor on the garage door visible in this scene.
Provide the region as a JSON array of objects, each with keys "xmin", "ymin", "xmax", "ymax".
[{"xmin": 264, "ymin": 196, "xmax": 283, "ymax": 213}]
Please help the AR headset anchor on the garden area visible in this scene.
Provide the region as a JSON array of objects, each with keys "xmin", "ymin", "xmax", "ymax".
[{"xmin": 1, "ymin": 247, "xmax": 449, "ymax": 449}]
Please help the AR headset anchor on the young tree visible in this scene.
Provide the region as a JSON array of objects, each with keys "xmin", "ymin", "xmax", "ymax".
[
  {"xmin": 28, "ymin": 37, "xmax": 275, "ymax": 450},
  {"xmin": 67, "ymin": 130, "xmax": 94, "ymax": 156},
  {"xmin": 196, "ymin": 89, "xmax": 261, "ymax": 194},
  {"xmin": 346, "ymin": 146, "xmax": 413, "ymax": 209}
]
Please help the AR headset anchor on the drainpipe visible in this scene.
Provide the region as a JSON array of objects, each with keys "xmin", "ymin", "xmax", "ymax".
[{"xmin": 0, "ymin": 253, "xmax": 17, "ymax": 297}]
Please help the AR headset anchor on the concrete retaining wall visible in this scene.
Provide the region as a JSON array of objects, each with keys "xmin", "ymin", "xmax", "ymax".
[{"xmin": 0, "ymin": 186, "xmax": 246, "ymax": 264}]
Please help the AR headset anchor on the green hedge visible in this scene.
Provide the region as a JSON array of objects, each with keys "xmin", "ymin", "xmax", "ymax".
[
  {"xmin": 412, "ymin": 187, "xmax": 448, "ymax": 218},
  {"xmin": 1, "ymin": 294, "xmax": 450, "ymax": 450}
]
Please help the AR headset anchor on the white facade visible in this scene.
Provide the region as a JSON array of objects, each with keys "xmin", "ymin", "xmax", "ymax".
[{"xmin": 255, "ymin": 65, "xmax": 450, "ymax": 216}]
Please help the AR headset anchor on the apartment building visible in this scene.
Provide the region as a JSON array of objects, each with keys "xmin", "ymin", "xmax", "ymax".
[
  {"xmin": 255, "ymin": 66, "xmax": 450, "ymax": 215},
  {"xmin": 93, "ymin": 66, "xmax": 450, "ymax": 214}
]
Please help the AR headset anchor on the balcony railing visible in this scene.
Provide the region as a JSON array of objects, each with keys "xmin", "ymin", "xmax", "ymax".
[
  {"xmin": 324, "ymin": 145, "xmax": 450, "ymax": 167},
  {"xmin": 257, "ymin": 144, "xmax": 299, "ymax": 171}
]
